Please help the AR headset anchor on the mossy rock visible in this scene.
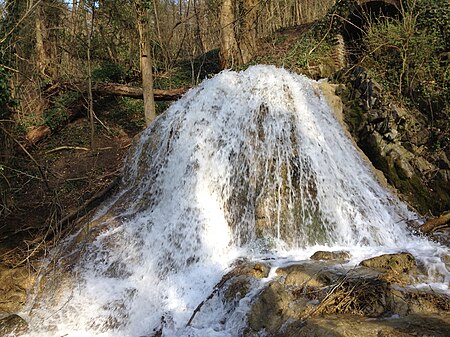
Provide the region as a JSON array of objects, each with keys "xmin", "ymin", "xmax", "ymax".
[
  {"xmin": 359, "ymin": 252, "xmax": 417, "ymax": 284},
  {"xmin": 310, "ymin": 250, "xmax": 351, "ymax": 261}
]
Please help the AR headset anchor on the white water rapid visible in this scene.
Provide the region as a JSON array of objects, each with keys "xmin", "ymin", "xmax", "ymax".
[{"xmin": 22, "ymin": 65, "xmax": 449, "ymax": 337}]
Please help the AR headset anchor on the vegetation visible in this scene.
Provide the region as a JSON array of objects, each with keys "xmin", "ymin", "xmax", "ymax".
[{"xmin": 362, "ymin": 0, "xmax": 449, "ymax": 149}]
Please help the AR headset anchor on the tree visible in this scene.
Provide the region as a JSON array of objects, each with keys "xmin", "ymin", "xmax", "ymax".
[
  {"xmin": 219, "ymin": 0, "xmax": 258, "ymax": 68},
  {"xmin": 35, "ymin": 2, "xmax": 48, "ymax": 76},
  {"xmin": 133, "ymin": 0, "xmax": 156, "ymax": 126},
  {"xmin": 219, "ymin": 0, "xmax": 238, "ymax": 68}
]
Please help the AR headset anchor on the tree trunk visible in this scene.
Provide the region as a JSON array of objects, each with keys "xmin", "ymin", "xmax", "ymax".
[
  {"xmin": 238, "ymin": 0, "xmax": 258, "ymax": 64},
  {"xmin": 86, "ymin": 3, "xmax": 95, "ymax": 150},
  {"xmin": 419, "ymin": 212, "xmax": 450, "ymax": 234},
  {"xmin": 58, "ymin": 82, "xmax": 187, "ymax": 100},
  {"xmin": 219, "ymin": 0, "xmax": 258, "ymax": 68},
  {"xmin": 219, "ymin": 0, "xmax": 238, "ymax": 68},
  {"xmin": 35, "ymin": 3, "xmax": 47, "ymax": 76},
  {"xmin": 133, "ymin": 0, "xmax": 156, "ymax": 126}
]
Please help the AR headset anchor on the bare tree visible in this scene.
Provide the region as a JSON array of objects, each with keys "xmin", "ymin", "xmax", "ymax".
[
  {"xmin": 35, "ymin": 2, "xmax": 48, "ymax": 76},
  {"xmin": 219, "ymin": 0, "xmax": 238, "ymax": 68},
  {"xmin": 219, "ymin": 0, "xmax": 258, "ymax": 68},
  {"xmin": 133, "ymin": 0, "xmax": 156, "ymax": 126}
]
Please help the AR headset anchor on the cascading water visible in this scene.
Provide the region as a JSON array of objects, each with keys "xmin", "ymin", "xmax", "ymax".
[{"xmin": 22, "ymin": 65, "xmax": 448, "ymax": 337}]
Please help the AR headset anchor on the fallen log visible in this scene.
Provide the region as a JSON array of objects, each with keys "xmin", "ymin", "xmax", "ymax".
[
  {"xmin": 419, "ymin": 211, "xmax": 450, "ymax": 234},
  {"xmin": 25, "ymin": 82, "xmax": 188, "ymax": 145},
  {"xmin": 61, "ymin": 81, "xmax": 188, "ymax": 101}
]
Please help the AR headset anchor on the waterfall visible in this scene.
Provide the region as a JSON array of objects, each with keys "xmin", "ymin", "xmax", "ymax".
[{"xmin": 23, "ymin": 65, "xmax": 448, "ymax": 337}]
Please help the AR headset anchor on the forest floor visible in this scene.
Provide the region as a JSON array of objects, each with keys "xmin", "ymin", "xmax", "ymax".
[{"xmin": 0, "ymin": 97, "xmax": 145, "ymax": 268}]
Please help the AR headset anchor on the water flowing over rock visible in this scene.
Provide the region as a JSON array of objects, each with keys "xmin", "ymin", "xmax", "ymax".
[{"xmin": 20, "ymin": 66, "xmax": 449, "ymax": 337}]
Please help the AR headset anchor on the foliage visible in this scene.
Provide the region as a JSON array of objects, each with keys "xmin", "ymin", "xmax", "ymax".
[
  {"xmin": 92, "ymin": 62, "xmax": 127, "ymax": 83},
  {"xmin": 252, "ymin": 29, "xmax": 334, "ymax": 79},
  {"xmin": 415, "ymin": 0, "xmax": 450, "ymax": 50},
  {"xmin": 108, "ymin": 97, "xmax": 146, "ymax": 133},
  {"xmin": 362, "ymin": 0, "xmax": 449, "ymax": 148},
  {"xmin": 44, "ymin": 91, "xmax": 80, "ymax": 130}
]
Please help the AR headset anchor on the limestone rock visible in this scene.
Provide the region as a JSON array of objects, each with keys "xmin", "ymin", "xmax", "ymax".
[
  {"xmin": 310, "ymin": 250, "xmax": 351, "ymax": 261},
  {"xmin": 359, "ymin": 252, "xmax": 417, "ymax": 284},
  {"xmin": 276, "ymin": 263, "xmax": 328, "ymax": 288},
  {"xmin": 223, "ymin": 261, "xmax": 270, "ymax": 302},
  {"xmin": 247, "ymin": 281, "xmax": 291, "ymax": 333},
  {"xmin": 0, "ymin": 266, "xmax": 35, "ymax": 313},
  {"xmin": 334, "ymin": 66, "xmax": 450, "ymax": 215}
]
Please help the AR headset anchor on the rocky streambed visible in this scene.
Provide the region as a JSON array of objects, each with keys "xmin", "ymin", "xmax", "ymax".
[{"xmin": 185, "ymin": 251, "xmax": 449, "ymax": 337}]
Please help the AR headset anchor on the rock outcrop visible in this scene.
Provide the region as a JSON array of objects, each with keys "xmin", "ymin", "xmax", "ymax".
[
  {"xmin": 189, "ymin": 252, "xmax": 449, "ymax": 337},
  {"xmin": 334, "ymin": 67, "xmax": 450, "ymax": 220}
]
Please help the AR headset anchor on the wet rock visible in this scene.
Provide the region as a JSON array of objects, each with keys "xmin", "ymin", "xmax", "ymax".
[
  {"xmin": 223, "ymin": 275, "xmax": 251, "ymax": 302},
  {"xmin": 222, "ymin": 261, "xmax": 270, "ymax": 302},
  {"xmin": 247, "ymin": 281, "xmax": 291, "ymax": 333},
  {"xmin": 229, "ymin": 260, "xmax": 270, "ymax": 279},
  {"xmin": 187, "ymin": 260, "xmax": 271, "ymax": 327},
  {"xmin": 275, "ymin": 313, "xmax": 450, "ymax": 337},
  {"xmin": 276, "ymin": 263, "xmax": 329, "ymax": 287},
  {"xmin": 247, "ymin": 280, "xmax": 317, "ymax": 334},
  {"xmin": 184, "ymin": 257, "xmax": 450, "ymax": 337},
  {"xmin": 390, "ymin": 287, "xmax": 450, "ymax": 316},
  {"xmin": 359, "ymin": 252, "xmax": 417, "ymax": 284},
  {"xmin": 0, "ymin": 314, "xmax": 28, "ymax": 336},
  {"xmin": 0, "ymin": 266, "xmax": 35, "ymax": 313},
  {"xmin": 310, "ymin": 250, "xmax": 351, "ymax": 261}
]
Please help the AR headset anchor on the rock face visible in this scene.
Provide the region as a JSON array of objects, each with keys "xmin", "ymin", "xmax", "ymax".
[{"xmin": 334, "ymin": 66, "xmax": 450, "ymax": 217}]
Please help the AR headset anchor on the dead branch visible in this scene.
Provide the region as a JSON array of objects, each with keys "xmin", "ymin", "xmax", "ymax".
[
  {"xmin": 58, "ymin": 81, "xmax": 188, "ymax": 101},
  {"xmin": 419, "ymin": 211, "xmax": 450, "ymax": 234}
]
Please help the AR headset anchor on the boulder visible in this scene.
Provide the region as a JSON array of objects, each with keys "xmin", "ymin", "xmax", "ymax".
[
  {"xmin": 243, "ymin": 257, "xmax": 449, "ymax": 336},
  {"xmin": 359, "ymin": 252, "xmax": 417, "ymax": 284},
  {"xmin": 310, "ymin": 250, "xmax": 351, "ymax": 261},
  {"xmin": 0, "ymin": 266, "xmax": 35, "ymax": 313},
  {"xmin": 276, "ymin": 263, "xmax": 331, "ymax": 287}
]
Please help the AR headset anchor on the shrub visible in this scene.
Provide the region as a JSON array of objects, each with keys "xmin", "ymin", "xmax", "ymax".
[
  {"xmin": 92, "ymin": 62, "xmax": 127, "ymax": 83},
  {"xmin": 44, "ymin": 91, "xmax": 80, "ymax": 130},
  {"xmin": 363, "ymin": 0, "xmax": 449, "ymax": 124}
]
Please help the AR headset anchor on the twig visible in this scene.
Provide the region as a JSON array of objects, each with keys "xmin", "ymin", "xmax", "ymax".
[
  {"xmin": 309, "ymin": 13, "xmax": 335, "ymax": 55},
  {"xmin": 0, "ymin": 126, "xmax": 51, "ymax": 190},
  {"xmin": 92, "ymin": 111, "xmax": 110, "ymax": 133},
  {"xmin": 45, "ymin": 146, "xmax": 90, "ymax": 154}
]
